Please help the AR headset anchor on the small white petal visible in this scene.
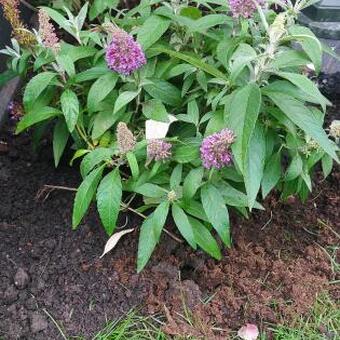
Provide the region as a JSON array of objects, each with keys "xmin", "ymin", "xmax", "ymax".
[
  {"xmin": 237, "ymin": 324, "xmax": 259, "ymax": 340},
  {"xmin": 306, "ymin": 63, "xmax": 315, "ymax": 71}
]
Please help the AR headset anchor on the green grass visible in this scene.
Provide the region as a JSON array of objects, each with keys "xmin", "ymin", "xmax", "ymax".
[
  {"xmin": 93, "ymin": 310, "xmax": 168, "ymax": 340},
  {"xmin": 268, "ymin": 294, "xmax": 340, "ymax": 340},
  {"xmin": 90, "ymin": 292, "xmax": 339, "ymax": 340}
]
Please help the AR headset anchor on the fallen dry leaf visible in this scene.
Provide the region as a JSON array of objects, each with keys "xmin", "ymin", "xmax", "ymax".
[{"xmin": 100, "ymin": 228, "xmax": 134, "ymax": 258}]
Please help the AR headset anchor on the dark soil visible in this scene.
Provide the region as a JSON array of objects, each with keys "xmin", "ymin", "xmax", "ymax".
[{"xmin": 0, "ymin": 106, "xmax": 339, "ymax": 339}]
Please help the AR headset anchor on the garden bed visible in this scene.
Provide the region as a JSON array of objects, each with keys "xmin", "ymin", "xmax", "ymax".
[{"xmin": 0, "ymin": 102, "xmax": 339, "ymax": 339}]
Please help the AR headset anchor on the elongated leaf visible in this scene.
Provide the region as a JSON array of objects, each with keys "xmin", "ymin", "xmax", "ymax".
[
  {"xmin": 277, "ymin": 72, "xmax": 331, "ymax": 110},
  {"xmin": 144, "ymin": 79, "xmax": 182, "ymax": 107},
  {"xmin": 61, "ymin": 89, "xmax": 79, "ymax": 132},
  {"xmin": 289, "ymin": 25, "xmax": 322, "ymax": 73},
  {"xmin": 188, "ymin": 217, "xmax": 221, "ymax": 260},
  {"xmin": 201, "ymin": 184, "xmax": 230, "ymax": 246},
  {"xmin": 244, "ymin": 124, "xmax": 266, "ymax": 209},
  {"xmin": 16, "ymin": 107, "xmax": 60, "ymax": 134},
  {"xmin": 74, "ymin": 65, "xmax": 109, "ymax": 83},
  {"xmin": 172, "ymin": 204, "xmax": 196, "ymax": 249},
  {"xmin": 150, "ymin": 47, "xmax": 229, "ymax": 81},
  {"xmin": 80, "ymin": 148, "xmax": 114, "ymax": 178},
  {"xmin": 126, "ymin": 152, "xmax": 139, "ymax": 180},
  {"xmin": 285, "ymin": 153, "xmax": 303, "ymax": 181},
  {"xmin": 53, "ymin": 118, "xmax": 69, "ymax": 167},
  {"xmin": 87, "ymin": 73, "xmax": 118, "ymax": 113},
  {"xmin": 261, "ymin": 151, "xmax": 281, "ymax": 198},
  {"xmin": 96, "ymin": 169, "xmax": 122, "ymax": 235},
  {"xmin": 265, "ymin": 92, "xmax": 338, "ymax": 161},
  {"xmin": 183, "ymin": 167, "xmax": 204, "ymax": 201},
  {"xmin": 137, "ymin": 201, "xmax": 170, "ymax": 272},
  {"xmin": 218, "ymin": 182, "xmax": 264, "ymax": 210},
  {"xmin": 134, "ymin": 183, "xmax": 166, "ymax": 198},
  {"xmin": 170, "ymin": 164, "xmax": 182, "ymax": 188},
  {"xmin": 229, "ymin": 84, "xmax": 261, "ymax": 172},
  {"xmin": 137, "ymin": 15, "xmax": 170, "ymax": 50},
  {"xmin": 92, "ymin": 110, "xmax": 120, "ymax": 140},
  {"xmin": 23, "ymin": 72, "xmax": 56, "ymax": 110},
  {"xmin": 142, "ymin": 99, "xmax": 168, "ymax": 122},
  {"xmin": 114, "ymin": 91, "xmax": 139, "ymax": 114},
  {"xmin": 72, "ymin": 165, "xmax": 104, "ymax": 229}
]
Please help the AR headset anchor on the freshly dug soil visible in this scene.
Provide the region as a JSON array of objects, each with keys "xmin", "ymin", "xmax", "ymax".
[{"xmin": 0, "ymin": 106, "xmax": 339, "ymax": 339}]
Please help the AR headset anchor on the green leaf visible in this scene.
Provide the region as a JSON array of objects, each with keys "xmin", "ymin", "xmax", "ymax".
[
  {"xmin": 188, "ymin": 217, "xmax": 221, "ymax": 260},
  {"xmin": 137, "ymin": 15, "xmax": 170, "ymax": 50},
  {"xmin": 288, "ymin": 25, "xmax": 322, "ymax": 73},
  {"xmin": 137, "ymin": 201, "xmax": 170, "ymax": 272},
  {"xmin": 150, "ymin": 47, "xmax": 229, "ymax": 81},
  {"xmin": 80, "ymin": 147, "xmax": 114, "ymax": 178},
  {"xmin": 87, "ymin": 73, "xmax": 118, "ymax": 113},
  {"xmin": 321, "ymin": 154, "xmax": 333, "ymax": 179},
  {"xmin": 190, "ymin": 14, "xmax": 231, "ymax": 33},
  {"xmin": 265, "ymin": 92, "xmax": 338, "ymax": 161},
  {"xmin": 183, "ymin": 167, "xmax": 204, "ymax": 201},
  {"xmin": 170, "ymin": 164, "xmax": 182, "ymax": 188},
  {"xmin": 53, "ymin": 118, "xmax": 69, "ymax": 167},
  {"xmin": 89, "ymin": 0, "xmax": 119, "ymax": 20},
  {"xmin": 277, "ymin": 72, "xmax": 331, "ymax": 110},
  {"xmin": 126, "ymin": 152, "xmax": 139, "ymax": 180},
  {"xmin": 144, "ymin": 79, "xmax": 182, "ymax": 107},
  {"xmin": 74, "ymin": 65, "xmax": 109, "ymax": 83},
  {"xmin": 114, "ymin": 91, "xmax": 140, "ymax": 114},
  {"xmin": 229, "ymin": 84, "xmax": 261, "ymax": 172},
  {"xmin": 60, "ymin": 43, "xmax": 97, "ymax": 62},
  {"xmin": 96, "ymin": 169, "xmax": 122, "ymax": 236},
  {"xmin": 261, "ymin": 151, "xmax": 281, "ymax": 198},
  {"xmin": 16, "ymin": 107, "xmax": 60, "ymax": 134},
  {"xmin": 135, "ymin": 183, "xmax": 166, "ymax": 198},
  {"xmin": 217, "ymin": 38, "xmax": 235, "ymax": 70},
  {"xmin": 172, "ymin": 204, "xmax": 196, "ymax": 249},
  {"xmin": 230, "ymin": 44, "xmax": 257, "ymax": 83},
  {"xmin": 201, "ymin": 184, "xmax": 230, "ymax": 246},
  {"xmin": 23, "ymin": 72, "xmax": 56, "ymax": 111},
  {"xmin": 60, "ymin": 89, "xmax": 79, "ymax": 132},
  {"xmin": 92, "ymin": 110, "xmax": 120, "ymax": 140},
  {"xmin": 56, "ymin": 54, "xmax": 75, "ymax": 77},
  {"xmin": 142, "ymin": 99, "xmax": 169, "ymax": 122},
  {"xmin": 173, "ymin": 138, "xmax": 201, "ymax": 163},
  {"xmin": 70, "ymin": 149, "xmax": 90, "ymax": 166},
  {"xmin": 218, "ymin": 181, "xmax": 263, "ymax": 210},
  {"xmin": 286, "ymin": 154, "xmax": 303, "ymax": 181},
  {"xmin": 244, "ymin": 124, "xmax": 266, "ymax": 209},
  {"xmin": 72, "ymin": 165, "xmax": 104, "ymax": 229}
]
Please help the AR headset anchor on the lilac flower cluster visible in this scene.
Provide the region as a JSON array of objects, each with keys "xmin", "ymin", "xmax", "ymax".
[
  {"xmin": 147, "ymin": 139, "xmax": 172, "ymax": 162},
  {"xmin": 38, "ymin": 9, "xmax": 60, "ymax": 53},
  {"xmin": 229, "ymin": 0, "xmax": 264, "ymax": 18},
  {"xmin": 200, "ymin": 128, "xmax": 235, "ymax": 169},
  {"xmin": 105, "ymin": 28, "xmax": 146, "ymax": 75}
]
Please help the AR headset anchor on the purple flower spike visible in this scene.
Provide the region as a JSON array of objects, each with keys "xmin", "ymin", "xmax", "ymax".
[
  {"xmin": 229, "ymin": 0, "xmax": 264, "ymax": 18},
  {"xmin": 105, "ymin": 28, "xmax": 146, "ymax": 75},
  {"xmin": 200, "ymin": 128, "xmax": 235, "ymax": 169},
  {"xmin": 147, "ymin": 139, "xmax": 172, "ymax": 162}
]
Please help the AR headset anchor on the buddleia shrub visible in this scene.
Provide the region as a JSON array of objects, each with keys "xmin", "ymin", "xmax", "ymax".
[{"xmin": 1, "ymin": 0, "xmax": 339, "ymax": 271}]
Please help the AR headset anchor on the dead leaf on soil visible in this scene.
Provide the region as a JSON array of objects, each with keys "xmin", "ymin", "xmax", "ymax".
[
  {"xmin": 237, "ymin": 323, "xmax": 259, "ymax": 340},
  {"xmin": 100, "ymin": 228, "xmax": 134, "ymax": 258}
]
